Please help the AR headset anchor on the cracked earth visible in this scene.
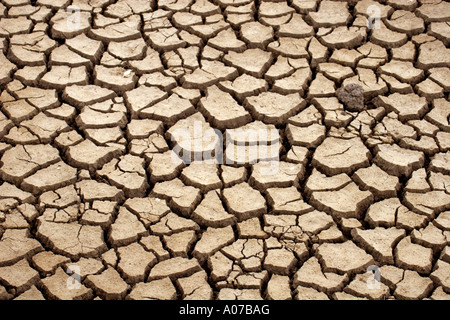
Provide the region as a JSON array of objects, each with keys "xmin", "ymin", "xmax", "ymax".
[{"xmin": 0, "ymin": 0, "xmax": 449, "ymax": 301}]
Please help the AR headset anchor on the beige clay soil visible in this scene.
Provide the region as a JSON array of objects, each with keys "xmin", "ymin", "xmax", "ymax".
[{"xmin": 0, "ymin": 0, "xmax": 449, "ymax": 300}]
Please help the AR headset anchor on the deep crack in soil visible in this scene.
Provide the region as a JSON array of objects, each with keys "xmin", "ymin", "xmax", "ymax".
[{"xmin": 0, "ymin": 0, "xmax": 449, "ymax": 301}]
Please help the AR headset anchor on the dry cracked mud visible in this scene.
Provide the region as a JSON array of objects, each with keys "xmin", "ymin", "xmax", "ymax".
[{"xmin": 0, "ymin": 0, "xmax": 449, "ymax": 301}]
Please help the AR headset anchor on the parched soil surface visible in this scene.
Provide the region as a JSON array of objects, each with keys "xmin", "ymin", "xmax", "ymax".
[{"xmin": 0, "ymin": 0, "xmax": 449, "ymax": 301}]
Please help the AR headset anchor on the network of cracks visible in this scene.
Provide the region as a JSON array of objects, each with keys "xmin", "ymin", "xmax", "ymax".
[{"xmin": 0, "ymin": 0, "xmax": 449, "ymax": 300}]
